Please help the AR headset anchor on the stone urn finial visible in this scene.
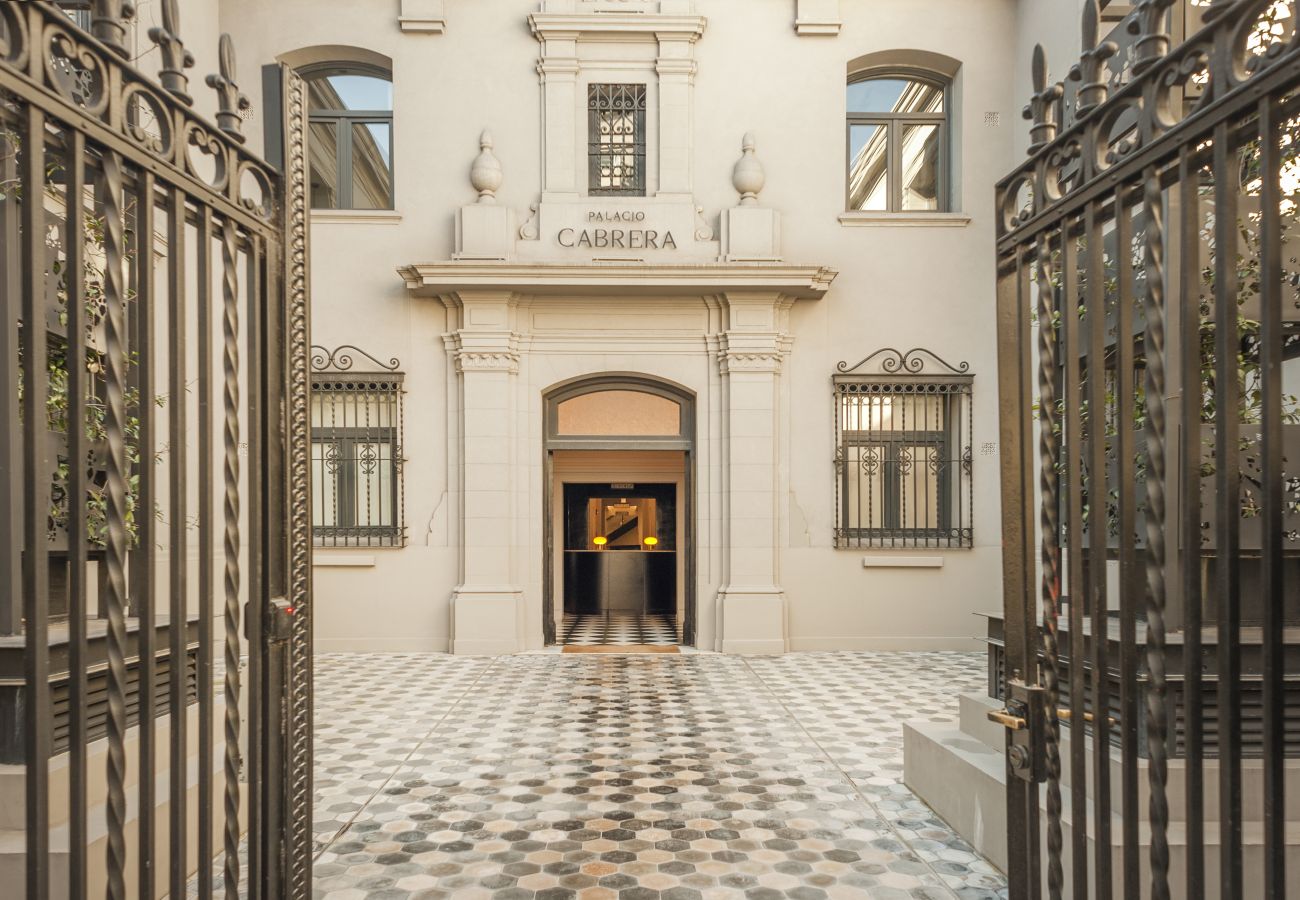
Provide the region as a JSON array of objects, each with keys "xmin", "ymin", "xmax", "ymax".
[
  {"xmin": 470, "ymin": 130, "xmax": 503, "ymax": 204},
  {"xmin": 732, "ymin": 132, "xmax": 765, "ymax": 207}
]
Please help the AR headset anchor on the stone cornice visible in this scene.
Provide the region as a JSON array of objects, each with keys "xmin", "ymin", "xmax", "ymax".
[
  {"xmin": 719, "ymin": 351, "xmax": 783, "ymax": 374},
  {"xmin": 399, "ymin": 262, "xmax": 837, "ymax": 299},
  {"xmin": 528, "ymin": 13, "xmax": 707, "ymax": 42},
  {"xmin": 454, "ymin": 350, "xmax": 521, "ymax": 373}
]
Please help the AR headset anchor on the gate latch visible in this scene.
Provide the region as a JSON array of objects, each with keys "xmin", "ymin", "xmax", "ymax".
[
  {"xmin": 987, "ymin": 676, "xmax": 1047, "ymax": 784},
  {"xmin": 268, "ymin": 596, "xmax": 295, "ymax": 642}
]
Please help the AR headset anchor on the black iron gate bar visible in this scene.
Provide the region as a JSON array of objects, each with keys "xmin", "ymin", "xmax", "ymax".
[
  {"xmin": 994, "ymin": 1, "xmax": 1298, "ymax": 899},
  {"xmin": 0, "ymin": 3, "xmax": 311, "ymax": 900}
]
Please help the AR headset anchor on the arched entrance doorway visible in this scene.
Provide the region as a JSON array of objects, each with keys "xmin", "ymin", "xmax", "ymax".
[{"xmin": 542, "ymin": 375, "xmax": 696, "ymax": 647}]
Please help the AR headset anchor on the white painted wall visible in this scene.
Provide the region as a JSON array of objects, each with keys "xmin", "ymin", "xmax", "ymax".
[{"xmin": 208, "ymin": 0, "xmax": 1092, "ymax": 652}]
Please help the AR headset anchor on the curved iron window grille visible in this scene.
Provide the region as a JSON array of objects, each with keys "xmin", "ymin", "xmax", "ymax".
[
  {"xmin": 300, "ymin": 63, "xmax": 394, "ymax": 210},
  {"xmin": 589, "ymin": 83, "xmax": 646, "ymax": 196},
  {"xmin": 847, "ymin": 71, "xmax": 949, "ymax": 212},
  {"xmin": 834, "ymin": 349, "xmax": 973, "ymax": 549},
  {"xmin": 311, "ymin": 348, "xmax": 405, "ymax": 547}
]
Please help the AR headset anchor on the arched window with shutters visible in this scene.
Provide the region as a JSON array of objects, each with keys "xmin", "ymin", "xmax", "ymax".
[
  {"xmin": 846, "ymin": 71, "xmax": 949, "ymax": 213},
  {"xmin": 301, "ymin": 63, "xmax": 394, "ymax": 210}
]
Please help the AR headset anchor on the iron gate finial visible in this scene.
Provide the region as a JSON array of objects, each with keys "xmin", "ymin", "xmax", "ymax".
[
  {"xmin": 207, "ymin": 34, "xmax": 250, "ymax": 143},
  {"xmin": 1070, "ymin": 0, "xmax": 1118, "ymax": 117},
  {"xmin": 148, "ymin": 0, "xmax": 196, "ymax": 105},
  {"xmin": 1025, "ymin": 44, "xmax": 1064, "ymax": 154},
  {"xmin": 91, "ymin": 0, "xmax": 135, "ymax": 58},
  {"xmin": 1128, "ymin": 0, "xmax": 1176, "ymax": 75}
]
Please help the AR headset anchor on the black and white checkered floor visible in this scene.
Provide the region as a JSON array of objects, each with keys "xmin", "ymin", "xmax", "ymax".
[{"xmin": 561, "ymin": 612, "xmax": 680, "ymax": 646}]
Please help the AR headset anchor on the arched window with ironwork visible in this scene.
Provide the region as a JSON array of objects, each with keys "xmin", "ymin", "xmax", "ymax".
[
  {"xmin": 300, "ymin": 63, "xmax": 394, "ymax": 210},
  {"xmin": 846, "ymin": 70, "xmax": 950, "ymax": 213}
]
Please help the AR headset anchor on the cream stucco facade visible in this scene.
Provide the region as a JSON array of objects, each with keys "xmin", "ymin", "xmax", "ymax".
[{"xmin": 210, "ymin": 0, "xmax": 1095, "ymax": 654}]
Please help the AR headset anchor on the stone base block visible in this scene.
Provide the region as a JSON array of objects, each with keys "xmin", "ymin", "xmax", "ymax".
[
  {"xmin": 455, "ymin": 204, "xmax": 515, "ymax": 260},
  {"xmin": 717, "ymin": 588, "xmax": 785, "ymax": 654},
  {"xmin": 720, "ymin": 207, "xmax": 781, "ymax": 262},
  {"xmin": 451, "ymin": 588, "xmax": 523, "ymax": 654}
]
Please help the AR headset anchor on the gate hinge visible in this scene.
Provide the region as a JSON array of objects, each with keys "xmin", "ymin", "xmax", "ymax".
[{"xmin": 988, "ymin": 676, "xmax": 1048, "ymax": 783}]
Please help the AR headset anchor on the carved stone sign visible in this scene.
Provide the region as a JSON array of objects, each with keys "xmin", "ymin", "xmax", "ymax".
[{"xmin": 556, "ymin": 209, "xmax": 679, "ymax": 250}]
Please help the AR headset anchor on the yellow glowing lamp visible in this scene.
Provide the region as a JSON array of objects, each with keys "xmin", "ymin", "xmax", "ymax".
[
  {"xmin": 593, "ymin": 536, "xmax": 608, "ymax": 547},
  {"xmin": 643, "ymin": 536, "xmax": 659, "ymax": 548}
]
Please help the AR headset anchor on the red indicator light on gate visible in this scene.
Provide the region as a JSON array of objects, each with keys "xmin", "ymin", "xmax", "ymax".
[{"xmin": 286, "ymin": 606, "xmax": 296, "ymax": 615}]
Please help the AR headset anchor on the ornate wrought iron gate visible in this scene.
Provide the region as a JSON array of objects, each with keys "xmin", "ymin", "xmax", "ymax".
[
  {"xmin": 0, "ymin": 2, "xmax": 312, "ymax": 898},
  {"xmin": 993, "ymin": 1, "xmax": 1299, "ymax": 898}
]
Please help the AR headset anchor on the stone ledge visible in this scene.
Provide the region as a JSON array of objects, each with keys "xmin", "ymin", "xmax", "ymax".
[
  {"xmin": 312, "ymin": 209, "xmax": 403, "ymax": 225},
  {"xmin": 862, "ymin": 555, "xmax": 944, "ymax": 568},
  {"xmin": 312, "ymin": 553, "xmax": 376, "ymax": 568},
  {"xmin": 399, "ymin": 0, "xmax": 446, "ymax": 33},
  {"xmin": 794, "ymin": 20, "xmax": 841, "ymax": 36},
  {"xmin": 839, "ymin": 211, "xmax": 972, "ymax": 228}
]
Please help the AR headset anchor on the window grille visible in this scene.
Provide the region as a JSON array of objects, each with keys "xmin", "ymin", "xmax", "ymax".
[
  {"xmin": 310, "ymin": 347, "xmax": 405, "ymax": 547},
  {"xmin": 833, "ymin": 349, "xmax": 973, "ymax": 549},
  {"xmin": 588, "ymin": 83, "xmax": 646, "ymax": 196}
]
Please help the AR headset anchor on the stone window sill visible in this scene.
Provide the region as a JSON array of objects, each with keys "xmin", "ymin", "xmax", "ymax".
[
  {"xmin": 311, "ymin": 209, "xmax": 403, "ymax": 225},
  {"xmin": 862, "ymin": 556, "xmax": 945, "ymax": 569},
  {"xmin": 838, "ymin": 211, "xmax": 972, "ymax": 228},
  {"xmin": 313, "ymin": 552, "xmax": 377, "ymax": 567}
]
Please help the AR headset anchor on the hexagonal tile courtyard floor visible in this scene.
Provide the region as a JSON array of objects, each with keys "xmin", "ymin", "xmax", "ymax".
[{"xmin": 310, "ymin": 651, "xmax": 1006, "ymax": 900}]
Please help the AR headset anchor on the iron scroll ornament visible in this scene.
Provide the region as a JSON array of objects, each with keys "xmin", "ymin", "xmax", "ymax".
[
  {"xmin": 836, "ymin": 347, "xmax": 971, "ymax": 376},
  {"xmin": 311, "ymin": 344, "xmax": 402, "ymax": 373}
]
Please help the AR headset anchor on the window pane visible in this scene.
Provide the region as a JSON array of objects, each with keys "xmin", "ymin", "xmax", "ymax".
[
  {"xmin": 309, "ymin": 121, "xmax": 339, "ymax": 209},
  {"xmin": 900, "ymin": 124, "xmax": 941, "ymax": 211},
  {"xmin": 311, "ymin": 440, "xmax": 340, "ymax": 528},
  {"xmin": 848, "ymin": 77, "xmax": 944, "ymax": 114},
  {"xmin": 351, "ymin": 122, "xmax": 393, "ymax": 209},
  {"xmin": 898, "ymin": 444, "xmax": 942, "ymax": 530},
  {"xmin": 556, "ymin": 390, "xmax": 680, "ymax": 436},
  {"xmin": 353, "ymin": 441, "xmax": 394, "ymax": 527},
  {"xmin": 846, "ymin": 444, "xmax": 886, "ymax": 531},
  {"xmin": 307, "ymin": 72, "xmax": 392, "ymax": 112},
  {"xmin": 848, "ymin": 124, "xmax": 888, "ymax": 211}
]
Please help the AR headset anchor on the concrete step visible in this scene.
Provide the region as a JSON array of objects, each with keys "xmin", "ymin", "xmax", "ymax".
[{"xmin": 905, "ymin": 716, "xmax": 1300, "ymax": 898}]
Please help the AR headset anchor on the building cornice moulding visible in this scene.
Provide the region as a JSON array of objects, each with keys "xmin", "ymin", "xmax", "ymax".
[
  {"xmin": 454, "ymin": 350, "xmax": 521, "ymax": 373},
  {"xmin": 719, "ymin": 351, "xmax": 784, "ymax": 374},
  {"xmin": 794, "ymin": 0, "xmax": 840, "ymax": 36},
  {"xmin": 399, "ymin": 262, "xmax": 837, "ymax": 299},
  {"xmin": 528, "ymin": 13, "xmax": 707, "ymax": 42},
  {"xmin": 398, "ymin": 0, "xmax": 447, "ymax": 33}
]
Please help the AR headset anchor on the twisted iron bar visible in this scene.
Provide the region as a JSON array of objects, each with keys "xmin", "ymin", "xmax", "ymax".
[
  {"xmin": 1036, "ymin": 232, "xmax": 1065, "ymax": 900},
  {"xmin": 100, "ymin": 149, "xmax": 129, "ymax": 900},
  {"xmin": 285, "ymin": 68, "xmax": 315, "ymax": 900},
  {"xmin": 1141, "ymin": 168, "xmax": 1171, "ymax": 900},
  {"xmin": 221, "ymin": 218, "xmax": 242, "ymax": 899}
]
